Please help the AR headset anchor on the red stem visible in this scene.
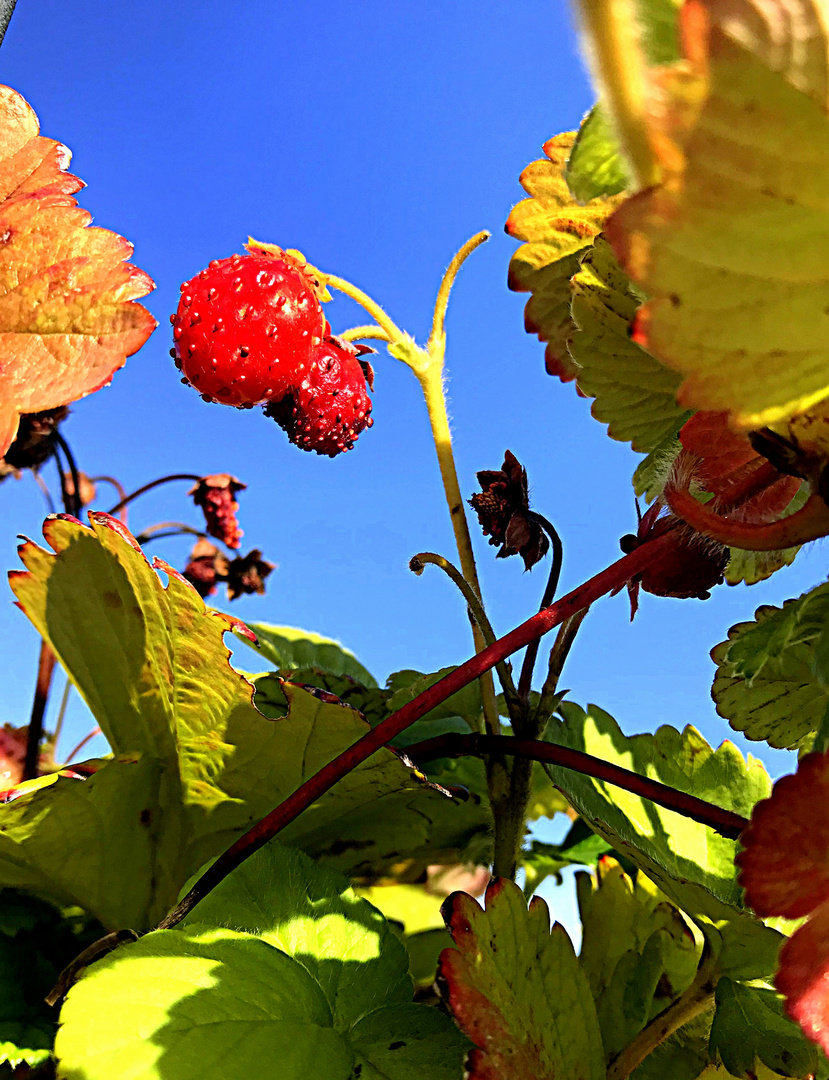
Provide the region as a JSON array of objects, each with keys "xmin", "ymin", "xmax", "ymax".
[
  {"xmin": 405, "ymin": 733, "xmax": 748, "ymax": 839},
  {"xmin": 105, "ymin": 474, "xmax": 202, "ymax": 517},
  {"xmin": 23, "ymin": 641, "xmax": 56, "ymax": 781},
  {"xmin": 156, "ymin": 533, "xmax": 674, "ymax": 930},
  {"xmin": 667, "ymin": 486, "xmax": 829, "ymax": 551}
]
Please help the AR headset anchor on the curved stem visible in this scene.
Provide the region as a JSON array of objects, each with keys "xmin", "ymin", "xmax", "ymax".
[
  {"xmin": 156, "ymin": 534, "xmax": 672, "ymax": 930},
  {"xmin": 535, "ymin": 607, "xmax": 590, "ymax": 727},
  {"xmin": 54, "ymin": 432, "xmax": 83, "ymax": 517},
  {"xmin": 134, "ymin": 521, "xmax": 208, "ymax": 546},
  {"xmin": 105, "ymin": 474, "xmax": 202, "ymax": 517},
  {"xmin": 575, "ymin": 0, "xmax": 660, "ymax": 190},
  {"xmin": 404, "ymin": 733, "xmax": 747, "ymax": 839},
  {"xmin": 427, "ymin": 231, "xmax": 490, "ymax": 360},
  {"xmin": 324, "ymin": 275, "xmax": 406, "ymax": 343},
  {"xmin": 90, "ymin": 475, "xmax": 128, "ymax": 521},
  {"xmin": 666, "ymin": 485, "xmax": 829, "ymax": 551},
  {"xmin": 410, "ymin": 552, "xmax": 519, "ymax": 710},
  {"xmin": 63, "ymin": 726, "xmax": 102, "ymax": 765},
  {"xmin": 607, "ymin": 940, "xmax": 719, "ymax": 1079},
  {"xmin": 517, "ymin": 512, "xmax": 564, "ymax": 705},
  {"xmin": 338, "ymin": 325, "xmax": 391, "ymax": 344}
]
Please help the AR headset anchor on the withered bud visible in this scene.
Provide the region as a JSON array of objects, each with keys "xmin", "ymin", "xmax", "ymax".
[
  {"xmin": 63, "ymin": 471, "xmax": 97, "ymax": 508},
  {"xmin": 225, "ymin": 549, "xmax": 275, "ymax": 600},
  {"xmin": 189, "ymin": 473, "xmax": 246, "ymax": 549},
  {"xmin": 469, "ymin": 450, "xmax": 549, "ymax": 571},
  {"xmin": 1, "ymin": 406, "xmax": 69, "ymax": 477},
  {"xmin": 182, "ymin": 538, "xmax": 228, "ymax": 598}
]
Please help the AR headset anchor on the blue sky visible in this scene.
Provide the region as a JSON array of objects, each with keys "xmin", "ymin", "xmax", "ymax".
[{"xmin": 1, "ymin": 1, "xmax": 824, "ymax": 928}]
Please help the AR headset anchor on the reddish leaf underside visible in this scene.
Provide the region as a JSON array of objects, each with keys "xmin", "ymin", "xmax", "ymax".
[
  {"xmin": 0, "ymin": 85, "xmax": 156, "ymax": 456},
  {"xmin": 738, "ymin": 753, "xmax": 829, "ymax": 1055}
]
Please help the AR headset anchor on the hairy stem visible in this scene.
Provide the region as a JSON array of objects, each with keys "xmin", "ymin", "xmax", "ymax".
[
  {"xmin": 404, "ymin": 733, "xmax": 747, "ymax": 839},
  {"xmin": 156, "ymin": 533, "xmax": 673, "ymax": 930},
  {"xmin": 428, "ymin": 231, "xmax": 490, "ymax": 359},
  {"xmin": 666, "ymin": 485, "xmax": 829, "ymax": 551},
  {"xmin": 517, "ymin": 512, "xmax": 564, "ymax": 708},
  {"xmin": 23, "ymin": 641, "xmax": 56, "ymax": 782},
  {"xmin": 607, "ymin": 941, "xmax": 719, "ymax": 1079},
  {"xmin": 324, "ymin": 275, "xmax": 406, "ymax": 343},
  {"xmin": 338, "ymin": 325, "xmax": 391, "ymax": 343},
  {"xmin": 410, "ymin": 552, "xmax": 519, "ymax": 712},
  {"xmin": 575, "ymin": 0, "xmax": 660, "ymax": 190},
  {"xmin": 105, "ymin": 474, "xmax": 203, "ymax": 517}
]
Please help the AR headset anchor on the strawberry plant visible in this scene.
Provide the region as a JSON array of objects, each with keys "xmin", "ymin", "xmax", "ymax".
[{"xmin": 5, "ymin": 0, "xmax": 829, "ymax": 1078}]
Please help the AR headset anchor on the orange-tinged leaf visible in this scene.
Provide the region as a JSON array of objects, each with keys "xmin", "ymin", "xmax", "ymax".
[
  {"xmin": 606, "ymin": 0, "xmax": 829, "ymax": 430},
  {"xmin": 506, "ymin": 133, "xmax": 621, "ymax": 382},
  {"xmin": 0, "ymin": 86, "xmax": 156, "ymax": 455}
]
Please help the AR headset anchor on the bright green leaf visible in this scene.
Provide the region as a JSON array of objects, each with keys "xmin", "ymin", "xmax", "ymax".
[
  {"xmin": 577, "ymin": 859, "xmax": 698, "ymax": 1059},
  {"xmin": 569, "ymin": 238, "xmax": 691, "ymax": 453},
  {"xmin": 237, "ymin": 623, "xmax": 378, "ymax": 687},
  {"xmin": 55, "ymin": 843, "xmax": 467, "ymax": 1080},
  {"xmin": 709, "ymin": 978, "xmax": 818, "ymax": 1078},
  {"xmin": 566, "ymin": 106, "xmax": 630, "ymax": 203},
  {"xmin": 4, "ymin": 515, "xmax": 489, "ymax": 929},
  {"xmin": 711, "ymin": 583, "xmax": 829, "ymax": 750},
  {"xmin": 439, "ymin": 878, "xmax": 605, "ymax": 1079},
  {"xmin": 546, "ymin": 703, "xmax": 779, "ymax": 977}
]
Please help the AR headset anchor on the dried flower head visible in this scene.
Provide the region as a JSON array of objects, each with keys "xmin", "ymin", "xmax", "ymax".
[
  {"xmin": 225, "ymin": 549, "xmax": 275, "ymax": 600},
  {"xmin": 63, "ymin": 470, "xmax": 97, "ymax": 508},
  {"xmin": 182, "ymin": 539, "xmax": 274, "ymax": 602},
  {"xmin": 469, "ymin": 450, "xmax": 549, "ymax": 570},
  {"xmin": 189, "ymin": 473, "xmax": 246, "ymax": 549}
]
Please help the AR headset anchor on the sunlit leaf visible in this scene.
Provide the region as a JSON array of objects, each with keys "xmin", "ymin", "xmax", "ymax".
[
  {"xmin": 4, "ymin": 514, "xmax": 488, "ymax": 929},
  {"xmin": 606, "ymin": 2, "xmax": 829, "ymax": 429},
  {"xmin": 711, "ymin": 583, "xmax": 829, "ymax": 750},
  {"xmin": 569, "ymin": 237, "xmax": 690, "ymax": 452},
  {"xmin": 506, "ymin": 133, "xmax": 621, "ymax": 382},
  {"xmin": 237, "ymin": 622, "xmax": 378, "ymax": 687},
  {"xmin": 0, "ymin": 86, "xmax": 155, "ymax": 456},
  {"xmin": 438, "ymin": 878, "xmax": 605, "ymax": 1080},
  {"xmin": 546, "ymin": 703, "xmax": 779, "ymax": 977},
  {"xmin": 565, "ymin": 106, "xmax": 630, "ymax": 203},
  {"xmin": 55, "ymin": 843, "xmax": 468, "ymax": 1080},
  {"xmin": 577, "ymin": 858, "xmax": 698, "ymax": 1060}
]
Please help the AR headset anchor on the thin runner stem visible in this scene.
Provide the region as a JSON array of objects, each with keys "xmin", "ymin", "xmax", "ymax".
[
  {"xmin": 106, "ymin": 474, "xmax": 202, "ymax": 517},
  {"xmin": 517, "ymin": 512, "xmax": 564, "ymax": 707}
]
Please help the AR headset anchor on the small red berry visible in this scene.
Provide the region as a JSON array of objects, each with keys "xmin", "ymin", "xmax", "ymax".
[
  {"xmin": 172, "ymin": 242, "xmax": 326, "ymax": 407},
  {"xmin": 265, "ymin": 336, "xmax": 374, "ymax": 457}
]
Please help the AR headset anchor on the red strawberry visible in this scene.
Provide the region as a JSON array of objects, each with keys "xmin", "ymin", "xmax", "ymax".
[
  {"xmin": 171, "ymin": 241, "xmax": 326, "ymax": 407},
  {"xmin": 266, "ymin": 336, "xmax": 374, "ymax": 457}
]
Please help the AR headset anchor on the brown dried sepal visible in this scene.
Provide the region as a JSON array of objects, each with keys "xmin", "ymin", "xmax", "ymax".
[
  {"xmin": 63, "ymin": 471, "xmax": 97, "ymax": 508},
  {"xmin": 469, "ymin": 450, "xmax": 549, "ymax": 570},
  {"xmin": 225, "ymin": 549, "xmax": 274, "ymax": 600},
  {"xmin": 189, "ymin": 473, "xmax": 246, "ymax": 550},
  {"xmin": 182, "ymin": 539, "xmax": 274, "ymax": 602}
]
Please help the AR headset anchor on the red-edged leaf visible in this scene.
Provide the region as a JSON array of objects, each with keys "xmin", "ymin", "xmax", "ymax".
[
  {"xmin": 0, "ymin": 86, "xmax": 156, "ymax": 455},
  {"xmin": 738, "ymin": 753, "xmax": 829, "ymax": 1055},
  {"xmin": 437, "ymin": 878, "xmax": 604, "ymax": 1080},
  {"xmin": 738, "ymin": 753, "xmax": 829, "ymax": 920},
  {"xmin": 775, "ymin": 900, "xmax": 829, "ymax": 1055}
]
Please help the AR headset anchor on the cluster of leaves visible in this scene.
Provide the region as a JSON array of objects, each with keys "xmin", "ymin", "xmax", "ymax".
[{"xmin": 6, "ymin": 0, "xmax": 829, "ymax": 1075}]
